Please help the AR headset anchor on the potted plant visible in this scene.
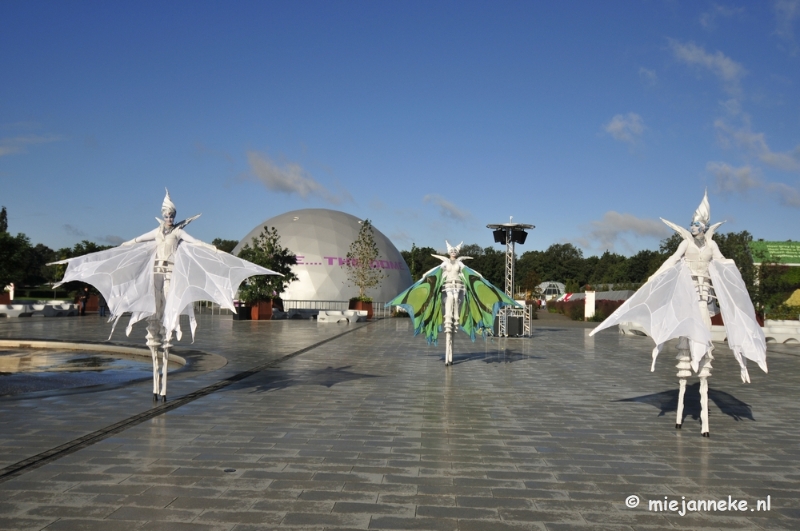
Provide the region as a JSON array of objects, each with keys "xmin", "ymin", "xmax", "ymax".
[
  {"xmin": 344, "ymin": 219, "xmax": 385, "ymax": 319},
  {"xmin": 237, "ymin": 227, "xmax": 298, "ymax": 320}
]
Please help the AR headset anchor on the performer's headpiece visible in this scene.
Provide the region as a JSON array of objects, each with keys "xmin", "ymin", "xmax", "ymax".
[
  {"xmin": 162, "ymin": 188, "xmax": 176, "ymax": 215},
  {"xmin": 691, "ymin": 189, "xmax": 710, "ymax": 230},
  {"xmin": 446, "ymin": 240, "xmax": 463, "ymax": 256}
]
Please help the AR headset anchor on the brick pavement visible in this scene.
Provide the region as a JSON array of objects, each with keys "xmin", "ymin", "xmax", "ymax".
[{"xmin": 0, "ymin": 314, "xmax": 798, "ymax": 530}]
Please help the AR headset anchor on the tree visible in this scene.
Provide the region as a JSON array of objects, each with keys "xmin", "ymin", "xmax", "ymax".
[
  {"xmin": 400, "ymin": 244, "xmax": 441, "ymax": 281},
  {"xmin": 713, "ymin": 230, "xmax": 755, "ymax": 300},
  {"xmin": 345, "ymin": 219, "xmax": 385, "ymax": 301},
  {"xmin": 470, "ymin": 246, "xmax": 505, "ymax": 288},
  {"xmin": 659, "ymin": 232, "xmax": 683, "ymax": 256},
  {"xmin": 237, "ymin": 227, "xmax": 298, "ymax": 302},
  {"xmin": 0, "ymin": 206, "xmax": 7, "ymax": 233},
  {"xmin": 212, "ymin": 238, "xmax": 239, "ymax": 253},
  {"xmin": 519, "ymin": 269, "xmax": 542, "ymax": 300},
  {"xmin": 0, "ymin": 231, "xmax": 32, "ymax": 287}
]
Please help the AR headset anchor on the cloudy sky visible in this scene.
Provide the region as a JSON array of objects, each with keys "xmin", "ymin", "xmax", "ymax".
[{"xmin": 2, "ymin": 1, "xmax": 799, "ymax": 256}]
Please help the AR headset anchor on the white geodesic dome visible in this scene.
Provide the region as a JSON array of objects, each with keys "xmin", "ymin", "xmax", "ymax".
[
  {"xmin": 233, "ymin": 209, "xmax": 412, "ymax": 302},
  {"xmin": 538, "ymin": 281, "xmax": 566, "ymax": 300}
]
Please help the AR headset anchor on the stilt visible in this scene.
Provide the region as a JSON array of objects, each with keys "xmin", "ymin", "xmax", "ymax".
[
  {"xmin": 160, "ymin": 338, "xmax": 170, "ymax": 399},
  {"xmin": 146, "ymin": 317, "xmax": 162, "ymax": 399},
  {"xmin": 445, "ymin": 330, "xmax": 453, "ymax": 366},
  {"xmin": 675, "ymin": 337, "xmax": 692, "ymax": 430},
  {"xmin": 698, "ymin": 351, "xmax": 713, "ymax": 436}
]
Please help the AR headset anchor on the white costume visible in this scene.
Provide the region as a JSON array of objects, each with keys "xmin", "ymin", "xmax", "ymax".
[
  {"xmin": 591, "ymin": 191, "xmax": 766, "ymax": 436},
  {"xmin": 431, "ymin": 241, "xmax": 469, "ymax": 366},
  {"xmin": 53, "ymin": 190, "xmax": 279, "ymax": 401}
]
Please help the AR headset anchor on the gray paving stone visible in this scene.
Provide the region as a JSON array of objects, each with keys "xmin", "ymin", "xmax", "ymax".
[{"xmin": 0, "ymin": 316, "xmax": 798, "ymax": 530}]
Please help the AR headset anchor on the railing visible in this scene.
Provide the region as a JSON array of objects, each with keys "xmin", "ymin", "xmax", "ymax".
[
  {"xmin": 193, "ymin": 299, "xmax": 391, "ymax": 319},
  {"xmin": 284, "ymin": 300, "xmax": 390, "ymax": 319},
  {"xmin": 193, "ymin": 301, "xmax": 233, "ymax": 315}
]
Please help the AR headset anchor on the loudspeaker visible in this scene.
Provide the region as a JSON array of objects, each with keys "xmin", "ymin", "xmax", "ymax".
[{"xmin": 493, "ymin": 316, "xmax": 522, "ymax": 336}]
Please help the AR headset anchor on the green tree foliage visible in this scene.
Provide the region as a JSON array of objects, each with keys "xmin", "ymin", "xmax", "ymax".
[
  {"xmin": 466, "ymin": 246, "xmax": 505, "ymax": 288},
  {"xmin": 713, "ymin": 230, "xmax": 755, "ymax": 299},
  {"xmin": 211, "ymin": 238, "xmax": 239, "ymax": 253},
  {"xmin": 519, "ymin": 269, "xmax": 542, "ymax": 299},
  {"xmin": 400, "ymin": 244, "xmax": 441, "ymax": 281},
  {"xmin": 0, "ymin": 206, "xmax": 61, "ymax": 288},
  {"xmin": 755, "ymin": 262, "xmax": 800, "ymax": 313},
  {"xmin": 517, "ymin": 243, "xmax": 585, "ymax": 287},
  {"xmin": 0, "ymin": 232, "xmax": 33, "ymax": 287},
  {"xmin": 659, "ymin": 232, "xmax": 684, "ymax": 256},
  {"xmin": 345, "ymin": 219, "xmax": 385, "ymax": 301},
  {"xmin": 237, "ymin": 227, "xmax": 298, "ymax": 302}
]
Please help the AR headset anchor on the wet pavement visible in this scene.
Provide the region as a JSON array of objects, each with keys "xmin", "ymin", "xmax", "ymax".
[
  {"xmin": 0, "ymin": 313, "xmax": 798, "ymax": 530},
  {"xmin": 0, "ymin": 350, "xmax": 181, "ymax": 397}
]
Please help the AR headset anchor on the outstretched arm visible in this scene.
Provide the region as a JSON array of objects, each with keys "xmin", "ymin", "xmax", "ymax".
[
  {"xmin": 179, "ymin": 230, "xmax": 217, "ymax": 251},
  {"xmin": 121, "ymin": 227, "xmax": 159, "ymax": 246}
]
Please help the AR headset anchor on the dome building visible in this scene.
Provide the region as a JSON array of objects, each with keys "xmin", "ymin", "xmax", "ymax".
[{"xmin": 233, "ymin": 209, "xmax": 412, "ymax": 302}]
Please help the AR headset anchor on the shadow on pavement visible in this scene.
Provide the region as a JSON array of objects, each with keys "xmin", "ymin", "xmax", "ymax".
[{"xmin": 618, "ymin": 382, "xmax": 755, "ymax": 422}]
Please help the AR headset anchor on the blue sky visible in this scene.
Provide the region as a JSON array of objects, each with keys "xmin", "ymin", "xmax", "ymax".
[{"xmin": 2, "ymin": 1, "xmax": 799, "ymax": 256}]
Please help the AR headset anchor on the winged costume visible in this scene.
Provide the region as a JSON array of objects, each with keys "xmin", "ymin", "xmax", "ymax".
[
  {"xmin": 52, "ymin": 189, "xmax": 279, "ymax": 400},
  {"xmin": 386, "ymin": 241, "xmax": 521, "ymax": 365},
  {"xmin": 590, "ymin": 191, "xmax": 766, "ymax": 436}
]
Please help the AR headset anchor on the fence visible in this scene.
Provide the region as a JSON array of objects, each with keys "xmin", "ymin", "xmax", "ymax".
[
  {"xmin": 284, "ymin": 300, "xmax": 391, "ymax": 319},
  {"xmin": 193, "ymin": 300, "xmax": 391, "ymax": 319}
]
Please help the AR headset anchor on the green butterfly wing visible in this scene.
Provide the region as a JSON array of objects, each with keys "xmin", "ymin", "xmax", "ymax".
[
  {"xmin": 385, "ymin": 267, "xmax": 444, "ymax": 345},
  {"xmin": 459, "ymin": 265, "xmax": 521, "ymax": 341}
]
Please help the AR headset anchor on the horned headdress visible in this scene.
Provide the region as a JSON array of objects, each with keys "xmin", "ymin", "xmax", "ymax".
[{"xmin": 446, "ymin": 240, "xmax": 463, "ymax": 256}]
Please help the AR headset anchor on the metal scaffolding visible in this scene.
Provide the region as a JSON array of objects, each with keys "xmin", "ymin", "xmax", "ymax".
[{"xmin": 486, "ymin": 218, "xmax": 534, "ymax": 337}]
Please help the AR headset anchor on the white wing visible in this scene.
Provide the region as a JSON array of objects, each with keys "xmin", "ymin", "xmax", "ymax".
[
  {"xmin": 590, "ymin": 261, "xmax": 711, "ymax": 370},
  {"xmin": 52, "ymin": 242, "xmax": 157, "ymax": 318},
  {"xmin": 163, "ymin": 243, "xmax": 281, "ymax": 341},
  {"xmin": 708, "ymin": 259, "xmax": 767, "ymax": 382}
]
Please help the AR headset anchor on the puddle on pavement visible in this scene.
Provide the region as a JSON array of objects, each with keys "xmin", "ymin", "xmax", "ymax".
[{"xmin": 0, "ymin": 349, "xmax": 181, "ymax": 396}]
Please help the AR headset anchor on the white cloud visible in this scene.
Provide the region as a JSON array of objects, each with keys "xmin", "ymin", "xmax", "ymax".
[
  {"xmin": 246, "ymin": 151, "xmax": 348, "ymax": 204},
  {"xmin": 774, "ymin": 0, "xmax": 800, "ymax": 50},
  {"xmin": 638, "ymin": 67, "xmax": 657, "ymax": 86},
  {"xmin": 706, "ymin": 160, "xmax": 800, "ymax": 208},
  {"xmin": 707, "ymin": 162, "xmax": 763, "ymax": 193},
  {"xmin": 422, "ymin": 194, "xmax": 472, "ymax": 221},
  {"xmin": 700, "ymin": 4, "xmax": 745, "ymax": 29},
  {"xmin": 767, "ymin": 181, "xmax": 800, "ymax": 206},
  {"xmin": 669, "ymin": 40, "xmax": 746, "ymax": 94},
  {"xmin": 584, "ymin": 211, "xmax": 671, "ymax": 251},
  {"xmin": 389, "ymin": 230, "xmax": 414, "ymax": 247},
  {"xmin": 604, "ymin": 113, "xmax": 644, "ymax": 144},
  {"xmin": 0, "ymin": 134, "xmax": 63, "ymax": 157},
  {"xmin": 715, "ymin": 120, "xmax": 800, "ymax": 171}
]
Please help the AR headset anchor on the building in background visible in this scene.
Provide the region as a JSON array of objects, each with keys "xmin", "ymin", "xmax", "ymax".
[{"xmin": 233, "ymin": 209, "xmax": 411, "ymax": 303}]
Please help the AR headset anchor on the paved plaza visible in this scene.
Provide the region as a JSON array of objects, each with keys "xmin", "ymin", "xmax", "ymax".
[{"xmin": 0, "ymin": 312, "xmax": 799, "ymax": 530}]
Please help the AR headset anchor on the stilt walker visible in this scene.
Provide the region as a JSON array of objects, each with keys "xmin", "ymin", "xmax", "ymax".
[
  {"xmin": 386, "ymin": 240, "xmax": 520, "ymax": 366},
  {"xmin": 591, "ymin": 190, "xmax": 767, "ymax": 436},
  {"xmin": 51, "ymin": 189, "xmax": 279, "ymax": 401}
]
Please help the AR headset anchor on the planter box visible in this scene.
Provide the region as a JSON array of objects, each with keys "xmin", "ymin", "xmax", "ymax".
[
  {"xmin": 349, "ymin": 300, "xmax": 373, "ymax": 319},
  {"xmin": 250, "ymin": 300, "xmax": 273, "ymax": 321}
]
